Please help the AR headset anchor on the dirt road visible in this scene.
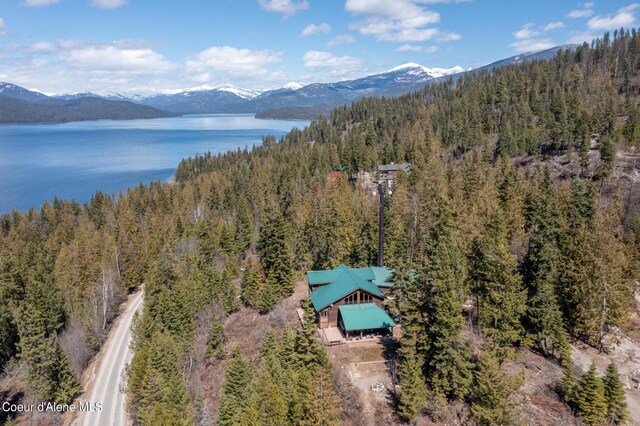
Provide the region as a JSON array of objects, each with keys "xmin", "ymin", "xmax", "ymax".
[{"xmin": 73, "ymin": 290, "xmax": 144, "ymax": 426}]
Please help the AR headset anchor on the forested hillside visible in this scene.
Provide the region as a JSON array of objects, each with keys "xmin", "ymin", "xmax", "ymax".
[{"xmin": 1, "ymin": 29, "xmax": 639, "ymax": 425}]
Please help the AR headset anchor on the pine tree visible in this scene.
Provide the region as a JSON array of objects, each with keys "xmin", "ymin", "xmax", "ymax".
[
  {"xmin": 300, "ymin": 368, "xmax": 342, "ymax": 426},
  {"xmin": 468, "ymin": 211, "xmax": 526, "ymax": 351},
  {"xmin": 15, "ymin": 302, "xmax": 56, "ymax": 400},
  {"xmin": 258, "ymin": 276, "xmax": 280, "ymax": 314},
  {"xmin": 51, "ymin": 341, "xmax": 80, "ymax": 405},
  {"xmin": 258, "ymin": 212, "xmax": 294, "ymax": 297},
  {"xmin": 137, "ymin": 332, "xmax": 193, "ymax": 425},
  {"xmin": 522, "ymin": 169, "xmax": 568, "ymax": 357},
  {"xmin": 557, "ymin": 352, "xmax": 579, "ymax": 409},
  {"xmin": 575, "ymin": 362, "xmax": 608, "ymax": 426},
  {"xmin": 597, "ymin": 136, "xmax": 615, "ymax": 180},
  {"xmin": 217, "ymin": 347, "xmax": 254, "ymax": 426},
  {"xmin": 295, "ymin": 299, "xmax": 329, "ymax": 370},
  {"xmin": 397, "ymin": 336, "xmax": 427, "ymax": 422},
  {"xmin": 471, "ymin": 351, "xmax": 523, "ymax": 426},
  {"xmin": 205, "ymin": 318, "xmax": 226, "ymax": 362},
  {"xmin": 240, "ymin": 262, "xmax": 263, "ymax": 308},
  {"xmin": 602, "ymin": 362, "xmax": 629, "ymax": 424},
  {"xmin": 423, "ymin": 198, "xmax": 473, "ymax": 400},
  {"xmin": 251, "ymin": 368, "xmax": 289, "ymax": 426}
]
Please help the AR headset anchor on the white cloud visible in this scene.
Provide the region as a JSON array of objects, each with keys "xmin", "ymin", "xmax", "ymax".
[
  {"xmin": 587, "ymin": 4, "xmax": 637, "ymax": 30},
  {"xmin": 568, "ymin": 2, "xmax": 594, "ymax": 18},
  {"xmin": 27, "ymin": 41, "xmax": 58, "ymax": 53},
  {"xmin": 396, "ymin": 44, "xmax": 438, "ymax": 52},
  {"xmin": 187, "ymin": 46, "xmax": 282, "ymax": 74},
  {"xmin": 0, "ymin": 18, "xmax": 6, "ymax": 37},
  {"xmin": 346, "ymin": 0, "xmax": 448, "ymax": 42},
  {"xmin": 621, "ymin": 3, "xmax": 640, "ymax": 12},
  {"xmin": 514, "ymin": 23, "xmax": 539, "ymax": 39},
  {"xmin": 543, "ymin": 21, "xmax": 565, "ymax": 31},
  {"xmin": 90, "ymin": 0, "xmax": 128, "ymax": 9},
  {"xmin": 397, "ymin": 44, "xmax": 422, "ymax": 52},
  {"xmin": 61, "ymin": 43, "xmax": 175, "ymax": 74},
  {"xmin": 327, "ymin": 34, "xmax": 355, "ymax": 46},
  {"xmin": 567, "ymin": 30, "xmax": 598, "ymax": 44},
  {"xmin": 438, "ymin": 31, "xmax": 461, "ymax": 41},
  {"xmin": 302, "ymin": 50, "xmax": 367, "ymax": 79},
  {"xmin": 303, "ymin": 50, "xmax": 363, "ymax": 68},
  {"xmin": 509, "ymin": 38, "xmax": 555, "ymax": 53},
  {"xmin": 258, "ymin": 0, "xmax": 309, "ymax": 17},
  {"xmin": 22, "ymin": 0, "xmax": 59, "ymax": 6},
  {"xmin": 301, "ymin": 23, "xmax": 331, "ymax": 37}
]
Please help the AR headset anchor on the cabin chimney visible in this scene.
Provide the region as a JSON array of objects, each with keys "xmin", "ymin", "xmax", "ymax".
[{"xmin": 377, "ymin": 183, "xmax": 384, "ymax": 267}]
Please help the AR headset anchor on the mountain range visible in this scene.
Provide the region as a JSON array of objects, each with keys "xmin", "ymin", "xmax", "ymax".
[{"xmin": 0, "ymin": 45, "xmax": 575, "ymax": 123}]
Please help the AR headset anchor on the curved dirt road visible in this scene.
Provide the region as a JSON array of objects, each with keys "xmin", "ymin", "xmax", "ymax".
[{"xmin": 75, "ymin": 290, "xmax": 144, "ymax": 426}]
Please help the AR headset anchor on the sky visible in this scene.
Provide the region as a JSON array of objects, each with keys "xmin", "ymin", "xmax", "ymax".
[{"xmin": 0, "ymin": 0, "xmax": 638, "ymax": 95}]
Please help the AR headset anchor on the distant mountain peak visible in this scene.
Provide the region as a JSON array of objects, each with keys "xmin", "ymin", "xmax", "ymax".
[
  {"xmin": 384, "ymin": 63, "xmax": 466, "ymax": 79},
  {"xmin": 282, "ymin": 82, "xmax": 304, "ymax": 91},
  {"xmin": 385, "ymin": 63, "xmax": 425, "ymax": 73},
  {"xmin": 211, "ymin": 84, "xmax": 262, "ymax": 99},
  {"xmin": 170, "ymin": 83, "xmax": 261, "ymax": 100}
]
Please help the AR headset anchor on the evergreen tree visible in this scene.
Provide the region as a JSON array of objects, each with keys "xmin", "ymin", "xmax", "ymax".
[
  {"xmin": 251, "ymin": 369, "xmax": 289, "ymax": 426},
  {"xmin": 217, "ymin": 347, "xmax": 254, "ymax": 426},
  {"xmin": 471, "ymin": 351, "xmax": 523, "ymax": 426},
  {"xmin": 397, "ymin": 336, "xmax": 427, "ymax": 422},
  {"xmin": 300, "ymin": 368, "xmax": 342, "ymax": 426},
  {"xmin": 597, "ymin": 136, "xmax": 615, "ymax": 180},
  {"xmin": 557, "ymin": 349, "xmax": 579, "ymax": 409},
  {"xmin": 522, "ymin": 169, "xmax": 568, "ymax": 357},
  {"xmin": 240, "ymin": 262, "xmax": 263, "ymax": 308},
  {"xmin": 258, "ymin": 212, "xmax": 295, "ymax": 297},
  {"xmin": 51, "ymin": 341, "xmax": 80, "ymax": 405},
  {"xmin": 258, "ymin": 276, "xmax": 280, "ymax": 314},
  {"xmin": 15, "ymin": 302, "xmax": 56, "ymax": 400},
  {"xmin": 468, "ymin": 211, "xmax": 527, "ymax": 351},
  {"xmin": 137, "ymin": 332, "xmax": 193, "ymax": 425},
  {"xmin": 295, "ymin": 299, "xmax": 329, "ymax": 370},
  {"xmin": 205, "ymin": 318, "xmax": 226, "ymax": 362},
  {"xmin": 575, "ymin": 362, "xmax": 608, "ymax": 426},
  {"xmin": 423, "ymin": 198, "xmax": 473, "ymax": 400},
  {"xmin": 602, "ymin": 362, "xmax": 628, "ymax": 424}
]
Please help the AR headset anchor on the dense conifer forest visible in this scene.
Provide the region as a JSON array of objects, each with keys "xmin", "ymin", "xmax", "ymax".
[{"xmin": 1, "ymin": 29, "xmax": 640, "ymax": 424}]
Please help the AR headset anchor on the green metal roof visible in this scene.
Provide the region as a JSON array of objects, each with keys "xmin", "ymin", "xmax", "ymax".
[
  {"xmin": 367, "ymin": 267, "xmax": 394, "ymax": 287},
  {"xmin": 308, "ymin": 265, "xmax": 386, "ymax": 311},
  {"xmin": 378, "ymin": 162, "xmax": 411, "ymax": 173},
  {"xmin": 339, "ymin": 304, "xmax": 396, "ymax": 331}
]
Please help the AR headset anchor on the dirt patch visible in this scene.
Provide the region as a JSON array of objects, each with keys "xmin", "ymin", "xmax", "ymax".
[{"xmin": 328, "ymin": 341, "xmax": 398, "ymax": 425}]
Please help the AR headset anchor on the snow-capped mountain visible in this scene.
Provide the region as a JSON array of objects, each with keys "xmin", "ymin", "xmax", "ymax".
[
  {"xmin": 0, "ymin": 82, "xmax": 49, "ymax": 102},
  {"xmin": 54, "ymin": 91, "xmax": 147, "ymax": 102},
  {"xmin": 384, "ymin": 63, "xmax": 466, "ymax": 79},
  {"xmin": 1, "ymin": 44, "xmax": 578, "ymax": 121},
  {"xmin": 174, "ymin": 84, "xmax": 262, "ymax": 100},
  {"xmin": 282, "ymin": 82, "xmax": 304, "ymax": 91},
  {"xmin": 139, "ymin": 84, "xmax": 263, "ymax": 113}
]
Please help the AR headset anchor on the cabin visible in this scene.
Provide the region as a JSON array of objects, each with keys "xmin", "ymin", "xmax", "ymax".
[
  {"xmin": 378, "ymin": 162, "xmax": 411, "ymax": 188},
  {"xmin": 307, "ymin": 264, "xmax": 396, "ymax": 338}
]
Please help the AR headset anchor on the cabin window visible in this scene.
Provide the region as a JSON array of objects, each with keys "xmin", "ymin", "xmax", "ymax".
[
  {"xmin": 321, "ymin": 310, "xmax": 328, "ymax": 318},
  {"xmin": 361, "ymin": 293, "xmax": 372, "ymax": 303},
  {"xmin": 345, "ymin": 293, "xmax": 357, "ymax": 304}
]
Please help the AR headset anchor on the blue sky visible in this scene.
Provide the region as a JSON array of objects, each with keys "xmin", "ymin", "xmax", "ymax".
[{"xmin": 0, "ymin": 0, "xmax": 637, "ymax": 94}]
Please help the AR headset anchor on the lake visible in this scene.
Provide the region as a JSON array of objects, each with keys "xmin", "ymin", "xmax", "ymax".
[{"xmin": 0, "ymin": 114, "xmax": 309, "ymax": 214}]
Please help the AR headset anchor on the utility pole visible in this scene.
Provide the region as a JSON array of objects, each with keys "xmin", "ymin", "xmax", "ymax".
[{"xmin": 377, "ymin": 183, "xmax": 384, "ymax": 267}]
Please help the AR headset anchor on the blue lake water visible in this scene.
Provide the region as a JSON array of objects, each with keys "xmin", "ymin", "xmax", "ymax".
[{"xmin": 0, "ymin": 114, "xmax": 309, "ymax": 214}]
